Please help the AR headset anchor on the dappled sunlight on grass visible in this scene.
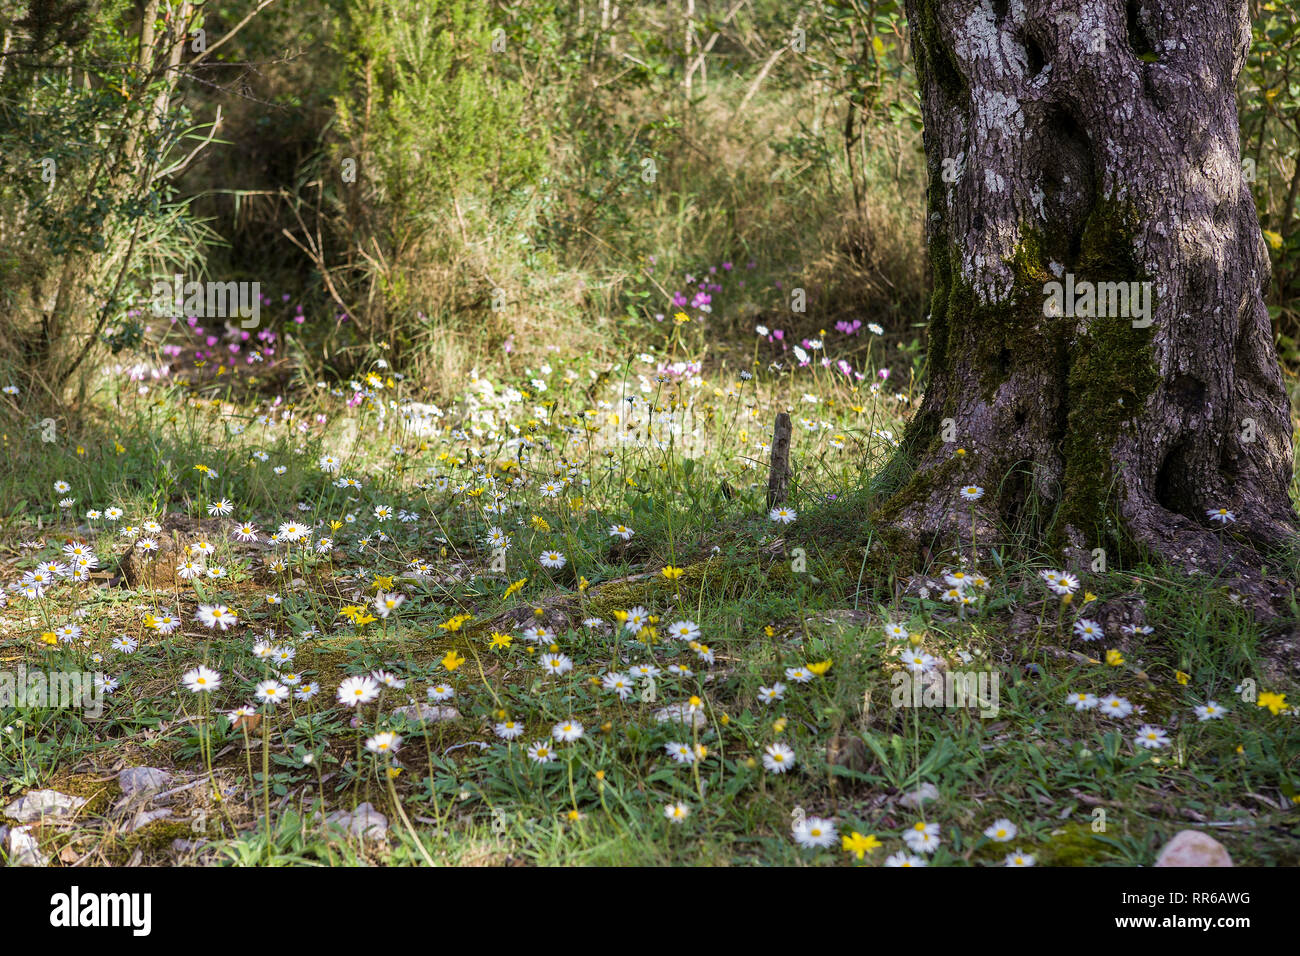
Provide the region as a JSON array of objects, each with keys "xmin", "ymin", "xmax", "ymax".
[{"xmin": 1, "ymin": 334, "xmax": 1297, "ymax": 867}]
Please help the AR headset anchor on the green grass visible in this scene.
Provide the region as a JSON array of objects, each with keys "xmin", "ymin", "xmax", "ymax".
[{"xmin": 1, "ymin": 338, "xmax": 1298, "ymax": 867}]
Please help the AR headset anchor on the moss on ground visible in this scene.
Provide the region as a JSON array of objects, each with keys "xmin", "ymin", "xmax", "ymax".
[
  {"xmin": 1036, "ymin": 820, "xmax": 1120, "ymax": 866},
  {"xmin": 37, "ymin": 772, "xmax": 120, "ymax": 817},
  {"xmin": 580, "ymin": 557, "xmax": 732, "ymax": 622},
  {"xmin": 112, "ymin": 818, "xmax": 196, "ymax": 863}
]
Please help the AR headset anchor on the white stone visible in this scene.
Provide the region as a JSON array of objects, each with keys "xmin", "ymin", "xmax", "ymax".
[
  {"xmin": 325, "ymin": 802, "xmax": 388, "ymax": 840},
  {"xmin": 4, "ymin": 789, "xmax": 86, "ymax": 823},
  {"xmin": 899, "ymin": 782, "xmax": 940, "ymax": 810},
  {"xmin": 7, "ymin": 826, "xmax": 48, "ymax": 866},
  {"xmin": 1154, "ymin": 830, "xmax": 1233, "ymax": 867},
  {"xmin": 118, "ymin": 767, "xmax": 171, "ymax": 796},
  {"xmin": 126, "ymin": 808, "xmax": 175, "ymax": 833}
]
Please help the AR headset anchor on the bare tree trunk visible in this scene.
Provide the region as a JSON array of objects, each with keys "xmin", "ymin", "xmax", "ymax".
[{"xmin": 882, "ymin": 0, "xmax": 1296, "ymax": 606}]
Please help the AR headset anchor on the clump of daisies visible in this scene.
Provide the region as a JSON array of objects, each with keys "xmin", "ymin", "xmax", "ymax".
[{"xmin": 937, "ymin": 565, "xmax": 986, "ymax": 614}]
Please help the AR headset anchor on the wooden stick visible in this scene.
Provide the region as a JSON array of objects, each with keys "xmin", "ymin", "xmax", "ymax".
[{"xmin": 767, "ymin": 412, "xmax": 792, "ymax": 509}]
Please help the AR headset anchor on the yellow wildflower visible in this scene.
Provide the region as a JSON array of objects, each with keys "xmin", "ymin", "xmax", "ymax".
[
  {"xmin": 1258, "ymin": 691, "xmax": 1287, "ymax": 715},
  {"xmin": 842, "ymin": 832, "xmax": 882, "ymax": 860}
]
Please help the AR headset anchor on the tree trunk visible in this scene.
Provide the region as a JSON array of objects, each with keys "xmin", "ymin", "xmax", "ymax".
[{"xmin": 883, "ymin": 0, "xmax": 1296, "ymax": 603}]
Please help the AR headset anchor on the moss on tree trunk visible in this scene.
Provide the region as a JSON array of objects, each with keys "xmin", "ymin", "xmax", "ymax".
[{"xmin": 881, "ymin": 0, "xmax": 1297, "ymax": 611}]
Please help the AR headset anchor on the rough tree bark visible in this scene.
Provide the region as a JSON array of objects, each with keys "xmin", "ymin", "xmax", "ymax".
[{"xmin": 880, "ymin": 0, "xmax": 1297, "ymax": 605}]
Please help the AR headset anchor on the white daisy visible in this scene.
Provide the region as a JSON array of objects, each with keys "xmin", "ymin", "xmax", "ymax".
[
  {"xmin": 1134, "ymin": 725, "xmax": 1171, "ymax": 749},
  {"xmin": 762, "ymin": 742, "xmax": 796, "ymax": 774},
  {"xmin": 793, "ymin": 816, "xmax": 838, "ymax": 848},
  {"xmin": 182, "ymin": 666, "xmax": 221, "ymax": 693},
  {"xmin": 1194, "ymin": 701, "xmax": 1227, "ymax": 721},
  {"xmin": 336, "ymin": 674, "xmax": 380, "ymax": 707}
]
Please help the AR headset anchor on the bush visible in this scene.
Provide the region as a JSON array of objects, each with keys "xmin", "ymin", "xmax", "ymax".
[{"xmin": 0, "ymin": 0, "xmax": 220, "ymax": 406}]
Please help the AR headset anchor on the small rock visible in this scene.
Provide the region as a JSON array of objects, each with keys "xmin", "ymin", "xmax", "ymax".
[
  {"xmin": 1154, "ymin": 829, "xmax": 1233, "ymax": 867},
  {"xmin": 1009, "ymin": 609, "xmax": 1039, "ymax": 640},
  {"xmin": 4, "ymin": 789, "xmax": 87, "ymax": 823},
  {"xmin": 8, "ymin": 826, "xmax": 48, "ymax": 866},
  {"xmin": 654, "ymin": 703, "xmax": 707, "ymax": 729},
  {"xmin": 899, "ymin": 782, "xmax": 940, "ymax": 810},
  {"xmin": 392, "ymin": 703, "xmax": 461, "ymax": 723},
  {"xmin": 325, "ymin": 802, "xmax": 388, "ymax": 840},
  {"xmin": 118, "ymin": 767, "xmax": 171, "ymax": 797},
  {"xmin": 126, "ymin": 808, "xmax": 174, "ymax": 833}
]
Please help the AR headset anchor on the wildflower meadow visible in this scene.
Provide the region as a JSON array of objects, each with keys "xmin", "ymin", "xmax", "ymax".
[{"xmin": 0, "ymin": 0, "xmax": 1297, "ymax": 919}]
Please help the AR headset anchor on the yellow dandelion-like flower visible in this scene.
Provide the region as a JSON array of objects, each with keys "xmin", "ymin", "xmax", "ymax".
[
  {"xmin": 1258, "ymin": 691, "xmax": 1287, "ymax": 715},
  {"xmin": 842, "ymin": 832, "xmax": 881, "ymax": 860}
]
